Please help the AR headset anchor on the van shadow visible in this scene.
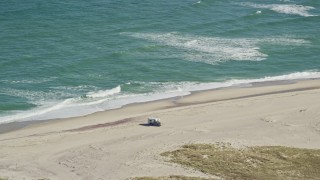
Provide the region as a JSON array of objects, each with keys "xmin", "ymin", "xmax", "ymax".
[{"xmin": 139, "ymin": 123, "xmax": 161, "ymax": 127}]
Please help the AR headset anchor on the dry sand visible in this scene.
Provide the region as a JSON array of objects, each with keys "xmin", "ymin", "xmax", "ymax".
[{"xmin": 1, "ymin": 79, "xmax": 320, "ymax": 180}]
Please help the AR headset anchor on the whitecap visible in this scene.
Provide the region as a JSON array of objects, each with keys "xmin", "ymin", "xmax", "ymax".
[
  {"xmin": 86, "ymin": 85, "xmax": 121, "ymax": 98},
  {"xmin": 240, "ymin": 2, "xmax": 317, "ymax": 17},
  {"xmin": 192, "ymin": 1, "xmax": 201, "ymax": 6}
]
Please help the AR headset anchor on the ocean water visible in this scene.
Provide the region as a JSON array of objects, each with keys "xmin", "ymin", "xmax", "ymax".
[{"xmin": 1, "ymin": 0, "xmax": 319, "ymax": 124}]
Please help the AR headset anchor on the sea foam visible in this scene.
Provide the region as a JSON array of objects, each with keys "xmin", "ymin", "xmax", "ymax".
[
  {"xmin": 240, "ymin": 2, "xmax": 317, "ymax": 17},
  {"xmin": 86, "ymin": 85, "xmax": 121, "ymax": 98},
  {"xmin": 192, "ymin": 1, "xmax": 201, "ymax": 6},
  {"xmin": 124, "ymin": 32, "xmax": 309, "ymax": 65},
  {"xmin": 125, "ymin": 32, "xmax": 267, "ymax": 64}
]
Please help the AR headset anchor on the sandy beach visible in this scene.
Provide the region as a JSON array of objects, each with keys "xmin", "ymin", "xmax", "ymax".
[{"xmin": 1, "ymin": 79, "xmax": 320, "ymax": 180}]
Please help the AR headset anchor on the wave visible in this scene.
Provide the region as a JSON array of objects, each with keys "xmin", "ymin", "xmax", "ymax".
[
  {"xmin": 123, "ymin": 32, "xmax": 310, "ymax": 65},
  {"xmin": 163, "ymin": 71, "xmax": 320, "ymax": 92},
  {"xmin": 1, "ymin": 71, "xmax": 320, "ymax": 124},
  {"xmin": 0, "ymin": 77, "xmax": 57, "ymax": 85},
  {"xmin": 240, "ymin": 2, "xmax": 317, "ymax": 17},
  {"xmin": 192, "ymin": 1, "xmax": 201, "ymax": 6},
  {"xmin": 0, "ymin": 86, "xmax": 123, "ymax": 124},
  {"xmin": 125, "ymin": 32, "xmax": 266, "ymax": 64},
  {"xmin": 86, "ymin": 85, "xmax": 121, "ymax": 98}
]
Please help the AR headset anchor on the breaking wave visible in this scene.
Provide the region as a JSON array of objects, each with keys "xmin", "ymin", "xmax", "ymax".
[{"xmin": 86, "ymin": 86, "xmax": 121, "ymax": 98}]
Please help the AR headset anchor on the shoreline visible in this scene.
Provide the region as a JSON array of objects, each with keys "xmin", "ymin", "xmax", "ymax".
[
  {"xmin": 0, "ymin": 78, "xmax": 319, "ymax": 135},
  {"xmin": 1, "ymin": 78, "xmax": 320, "ymax": 179}
]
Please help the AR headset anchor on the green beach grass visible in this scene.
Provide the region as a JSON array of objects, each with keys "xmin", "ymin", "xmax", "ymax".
[{"xmin": 133, "ymin": 143, "xmax": 320, "ymax": 180}]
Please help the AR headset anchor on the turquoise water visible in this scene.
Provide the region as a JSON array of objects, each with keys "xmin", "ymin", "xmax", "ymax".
[{"xmin": 1, "ymin": 0, "xmax": 320, "ymax": 123}]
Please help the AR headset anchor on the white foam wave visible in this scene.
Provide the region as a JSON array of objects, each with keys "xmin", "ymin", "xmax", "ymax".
[
  {"xmin": 1, "ymin": 71, "xmax": 320, "ymax": 124},
  {"xmin": 262, "ymin": 71, "xmax": 320, "ymax": 81},
  {"xmin": 125, "ymin": 32, "xmax": 267, "ymax": 64},
  {"xmin": 192, "ymin": 1, "xmax": 201, "ymax": 5},
  {"xmin": 1, "ymin": 88, "xmax": 75, "ymax": 106},
  {"xmin": 240, "ymin": 2, "xmax": 317, "ymax": 17},
  {"xmin": 162, "ymin": 71, "xmax": 320, "ymax": 93},
  {"xmin": 86, "ymin": 86, "xmax": 121, "ymax": 98},
  {"xmin": 261, "ymin": 36, "xmax": 310, "ymax": 45},
  {"xmin": 0, "ymin": 98, "xmax": 79, "ymax": 124},
  {"xmin": 52, "ymin": 85, "xmax": 97, "ymax": 91},
  {"xmin": 0, "ymin": 77, "xmax": 57, "ymax": 85},
  {"xmin": 124, "ymin": 32, "xmax": 309, "ymax": 65},
  {"xmin": 0, "ymin": 86, "xmax": 121, "ymax": 124}
]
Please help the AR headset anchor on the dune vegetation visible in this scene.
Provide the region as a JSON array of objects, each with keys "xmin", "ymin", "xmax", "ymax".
[{"xmin": 133, "ymin": 143, "xmax": 320, "ymax": 180}]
